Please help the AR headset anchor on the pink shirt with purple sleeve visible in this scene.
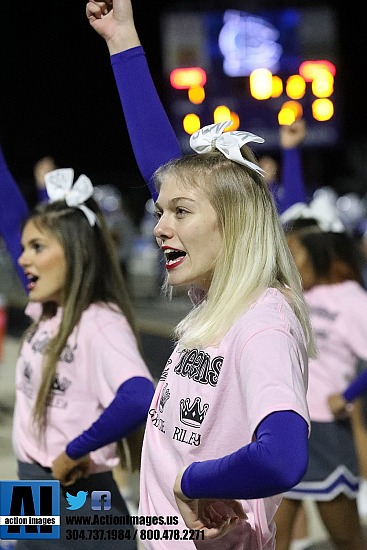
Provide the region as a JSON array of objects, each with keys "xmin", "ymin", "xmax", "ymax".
[
  {"xmin": 139, "ymin": 288, "xmax": 310, "ymax": 550},
  {"xmin": 12, "ymin": 302, "xmax": 152, "ymax": 473}
]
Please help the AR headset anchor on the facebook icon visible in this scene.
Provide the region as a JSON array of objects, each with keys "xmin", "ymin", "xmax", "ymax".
[{"xmin": 91, "ymin": 491, "xmax": 111, "ymax": 511}]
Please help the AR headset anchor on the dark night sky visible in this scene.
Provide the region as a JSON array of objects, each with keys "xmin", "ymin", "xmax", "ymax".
[{"xmin": 1, "ymin": 1, "xmax": 366, "ymax": 222}]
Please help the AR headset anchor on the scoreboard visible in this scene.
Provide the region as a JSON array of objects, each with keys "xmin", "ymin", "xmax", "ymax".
[{"xmin": 160, "ymin": 6, "xmax": 340, "ymax": 154}]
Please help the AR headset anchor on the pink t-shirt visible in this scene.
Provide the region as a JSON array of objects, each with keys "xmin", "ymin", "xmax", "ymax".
[
  {"xmin": 305, "ymin": 281, "xmax": 367, "ymax": 421},
  {"xmin": 12, "ymin": 302, "xmax": 152, "ymax": 472},
  {"xmin": 139, "ymin": 288, "xmax": 310, "ymax": 549}
]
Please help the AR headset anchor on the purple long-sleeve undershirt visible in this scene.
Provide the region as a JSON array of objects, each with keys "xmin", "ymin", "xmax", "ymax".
[
  {"xmin": 343, "ymin": 368, "xmax": 367, "ymax": 403},
  {"xmin": 111, "ymin": 47, "xmax": 181, "ymax": 201},
  {"xmin": 181, "ymin": 410, "xmax": 308, "ymax": 499},
  {"xmin": 278, "ymin": 147, "xmax": 308, "ymax": 214},
  {"xmin": 66, "ymin": 376, "xmax": 155, "ymax": 459}
]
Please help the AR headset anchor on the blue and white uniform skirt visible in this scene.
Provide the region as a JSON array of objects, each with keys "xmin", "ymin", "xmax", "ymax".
[{"xmin": 285, "ymin": 419, "xmax": 360, "ymax": 501}]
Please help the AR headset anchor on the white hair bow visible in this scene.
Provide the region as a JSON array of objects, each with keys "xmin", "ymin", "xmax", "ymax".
[
  {"xmin": 44, "ymin": 168, "xmax": 97, "ymax": 226},
  {"xmin": 190, "ymin": 120, "xmax": 265, "ymax": 176},
  {"xmin": 281, "ymin": 194, "xmax": 345, "ymax": 233}
]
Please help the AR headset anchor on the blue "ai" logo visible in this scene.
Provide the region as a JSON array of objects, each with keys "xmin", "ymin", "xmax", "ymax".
[
  {"xmin": 91, "ymin": 491, "xmax": 111, "ymax": 511},
  {"xmin": 0, "ymin": 480, "xmax": 60, "ymax": 540}
]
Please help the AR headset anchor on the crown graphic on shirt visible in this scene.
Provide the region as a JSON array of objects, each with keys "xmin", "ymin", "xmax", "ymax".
[
  {"xmin": 51, "ymin": 375, "xmax": 71, "ymax": 394},
  {"xmin": 180, "ymin": 397, "xmax": 209, "ymax": 428}
]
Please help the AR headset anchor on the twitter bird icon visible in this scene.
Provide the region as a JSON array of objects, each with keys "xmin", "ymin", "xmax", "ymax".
[{"xmin": 66, "ymin": 491, "xmax": 88, "ymax": 510}]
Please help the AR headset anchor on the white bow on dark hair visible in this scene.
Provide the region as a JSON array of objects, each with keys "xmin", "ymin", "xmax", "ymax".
[
  {"xmin": 44, "ymin": 168, "xmax": 97, "ymax": 226},
  {"xmin": 190, "ymin": 120, "xmax": 265, "ymax": 176},
  {"xmin": 281, "ymin": 194, "xmax": 345, "ymax": 233}
]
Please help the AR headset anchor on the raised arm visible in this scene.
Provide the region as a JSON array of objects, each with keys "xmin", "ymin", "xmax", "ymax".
[
  {"xmin": 277, "ymin": 118, "xmax": 308, "ymax": 214},
  {"xmin": 86, "ymin": 0, "xmax": 182, "ymax": 201},
  {"xmin": 0, "ymin": 143, "xmax": 29, "ymax": 288}
]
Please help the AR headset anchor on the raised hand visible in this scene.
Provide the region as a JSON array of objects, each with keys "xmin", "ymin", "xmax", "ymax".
[
  {"xmin": 86, "ymin": 0, "xmax": 140, "ymax": 54},
  {"xmin": 34, "ymin": 156, "xmax": 57, "ymax": 190},
  {"xmin": 280, "ymin": 118, "xmax": 307, "ymax": 150}
]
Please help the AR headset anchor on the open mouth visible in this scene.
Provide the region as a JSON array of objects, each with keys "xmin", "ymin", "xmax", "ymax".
[
  {"xmin": 163, "ymin": 248, "xmax": 187, "ymax": 268},
  {"xmin": 26, "ymin": 274, "xmax": 39, "ymax": 290}
]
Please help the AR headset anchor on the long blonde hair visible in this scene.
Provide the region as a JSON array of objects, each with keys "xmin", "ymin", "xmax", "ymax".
[{"xmin": 154, "ymin": 149, "xmax": 316, "ymax": 357}]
